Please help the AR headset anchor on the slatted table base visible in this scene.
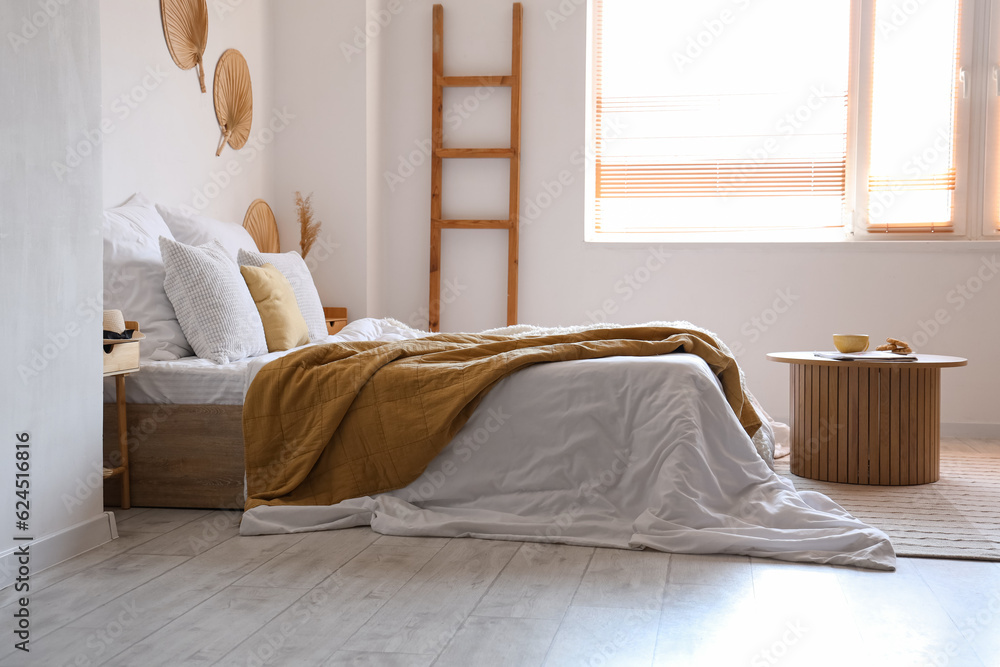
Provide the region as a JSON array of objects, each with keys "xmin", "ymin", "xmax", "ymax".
[{"xmin": 789, "ymin": 364, "xmax": 940, "ymax": 485}]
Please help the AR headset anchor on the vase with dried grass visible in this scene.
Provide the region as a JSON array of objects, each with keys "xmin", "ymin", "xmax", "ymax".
[{"xmin": 295, "ymin": 191, "xmax": 322, "ymax": 259}]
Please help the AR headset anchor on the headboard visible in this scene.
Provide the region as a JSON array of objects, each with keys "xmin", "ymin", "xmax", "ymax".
[{"xmin": 242, "ymin": 199, "xmax": 280, "ymax": 252}]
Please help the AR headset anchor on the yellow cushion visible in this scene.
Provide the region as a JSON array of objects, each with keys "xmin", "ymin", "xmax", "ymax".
[{"xmin": 240, "ymin": 263, "xmax": 310, "ymax": 352}]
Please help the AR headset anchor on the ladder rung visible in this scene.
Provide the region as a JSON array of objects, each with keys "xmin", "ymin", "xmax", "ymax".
[
  {"xmin": 438, "ymin": 75, "xmax": 515, "ymax": 87},
  {"xmin": 436, "ymin": 148, "xmax": 515, "ymax": 159},
  {"xmin": 434, "ymin": 219, "xmax": 512, "ymax": 229}
]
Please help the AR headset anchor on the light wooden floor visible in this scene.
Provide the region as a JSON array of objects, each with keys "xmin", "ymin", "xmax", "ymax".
[{"xmin": 2, "ymin": 440, "xmax": 999, "ymax": 666}]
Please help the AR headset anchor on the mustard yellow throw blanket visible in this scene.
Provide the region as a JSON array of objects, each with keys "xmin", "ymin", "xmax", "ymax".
[{"xmin": 243, "ymin": 326, "xmax": 761, "ymax": 510}]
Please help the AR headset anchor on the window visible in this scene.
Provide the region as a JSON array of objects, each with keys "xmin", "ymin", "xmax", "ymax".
[
  {"xmin": 864, "ymin": 0, "xmax": 965, "ymax": 232},
  {"xmin": 586, "ymin": 0, "xmax": 993, "ymax": 241}
]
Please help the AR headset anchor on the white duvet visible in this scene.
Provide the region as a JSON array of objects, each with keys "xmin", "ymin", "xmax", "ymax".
[{"xmin": 240, "ymin": 319, "xmax": 895, "ymax": 570}]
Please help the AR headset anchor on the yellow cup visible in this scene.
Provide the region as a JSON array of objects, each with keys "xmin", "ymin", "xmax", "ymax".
[{"xmin": 833, "ymin": 334, "xmax": 869, "ymax": 354}]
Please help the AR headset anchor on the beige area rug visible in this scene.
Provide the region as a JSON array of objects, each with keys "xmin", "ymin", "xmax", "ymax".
[{"xmin": 775, "ymin": 445, "xmax": 1000, "ymax": 561}]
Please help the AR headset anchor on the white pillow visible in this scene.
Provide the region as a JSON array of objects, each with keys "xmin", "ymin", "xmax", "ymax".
[
  {"xmin": 155, "ymin": 203, "xmax": 260, "ymax": 260},
  {"xmin": 160, "ymin": 237, "xmax": 268, "ymax": 364},
  {"xmin": 103, "ymin": 195, "xmax": 193, "ymax": 360},
  {"xmin": 110, "ymin": 193, "xmax": 176, "ymax": 241},
  {"xmin": 238, "ymin": 248, "xmax": 328, "ymax": 342}
]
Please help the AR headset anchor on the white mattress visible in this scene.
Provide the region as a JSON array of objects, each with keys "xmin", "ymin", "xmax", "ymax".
[
  {"xmin": 102, "ymin": 318, "xmax": 430, "ymax": 404},
  {"xmin": 103, "ymin": 353, "xmax": 268, "ymax": 405}
]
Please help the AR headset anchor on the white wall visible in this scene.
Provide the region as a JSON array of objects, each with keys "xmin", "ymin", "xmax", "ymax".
[
  {"xmin": 92, "ymin": 0, "xmax": 1000, "ymax": 430},
  {"xmin": 102, "ymin": 0, "xmax": 368, "ymax": 317},
  {"xmin": 1, "ymin": 0, "xmax": 114, "ymax": 585},
  {"xmin": 269, "ymin": 0, "xmax": 369, "ymax": 320},
  {"xmin": 100, "ymin": 0, "xmax": 275, "ymax": 224},
  {"xmin": 361, "ymin": 0, "xmax": 1000, "ymax": 429}
]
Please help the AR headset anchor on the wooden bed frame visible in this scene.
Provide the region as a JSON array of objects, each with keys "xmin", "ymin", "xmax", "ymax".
[
  {"xmin": 103, "ymin": 202, "xmax": 279, "ymax": 510},
  {"xmin": 103, "ymin": 404, "xmax": 244, "ymax": 509}
]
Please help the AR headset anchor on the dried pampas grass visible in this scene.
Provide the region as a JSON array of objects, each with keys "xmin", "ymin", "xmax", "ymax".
[{"xmin": 295, "ymin": 191, "xmax": 322, "ymax": 258}]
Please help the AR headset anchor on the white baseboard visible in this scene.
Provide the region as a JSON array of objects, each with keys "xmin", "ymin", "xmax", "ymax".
[
  {"xmin": 941, "ymin": 422, "xmax": 1000, "ymax": 439},
  {"xmin": 0, "ymin": 511, "xmax": 117, "ymax": 590}
]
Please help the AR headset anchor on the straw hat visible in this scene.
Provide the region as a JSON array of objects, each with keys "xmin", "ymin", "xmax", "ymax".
[{"xmin": 103, "ymin": 310, "xmax": 145, "ymax": 345}]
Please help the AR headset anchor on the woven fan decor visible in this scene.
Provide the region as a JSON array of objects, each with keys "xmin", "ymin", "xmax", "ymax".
[
  {"xmin": 213, "ymin": 49, "xmax": 253, "ymax": 156},
  {"xmin": 160, "ymin": 0, "xmax": 209, "ymax": 93},
  {"xmin": 243, "ymin": 199, "xmax": 279, "ymax": 252}
]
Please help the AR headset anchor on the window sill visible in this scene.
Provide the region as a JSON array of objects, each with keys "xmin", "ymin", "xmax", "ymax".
[
  {"xmin": 585, "ymin": 228, "xmax": 849, "ymax": 244},
  {"xmin": 585, "ymin": 229, "xmax": 1000, "ymax": 249}
]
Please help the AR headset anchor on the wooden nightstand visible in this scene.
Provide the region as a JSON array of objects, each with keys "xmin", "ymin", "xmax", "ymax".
[
  {"xmin": 103, "ymin": 321, "xmax": 141, "ymax": 509},
  {"xmin": 324, "ymin": 307, "xmax": 348, "ymax": 335}
]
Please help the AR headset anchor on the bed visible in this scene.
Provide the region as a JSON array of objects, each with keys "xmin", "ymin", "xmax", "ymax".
[
  {"xmin": 102, "ymin": 195, "xmax": 895, "ymax": 570},
  {"xmin": 101, "ymin": 193, "xmax": 302, "ymax": 510},
  {"xmin": 101, "ymin": 195, "xmax": 430, "ymax": 510},
  {"xmin": 100, "ymin": 320, "xmax": 425, "ymax": 509}
]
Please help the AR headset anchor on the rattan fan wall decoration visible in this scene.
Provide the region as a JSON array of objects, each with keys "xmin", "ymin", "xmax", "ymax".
[
  {"xmin": 213, "ymin": 49, "xmax": 253, "ymax": 156},
  {"xmin": 160, "ymin": 0, "xmax": 209, "ymax": 93},
  {"xmin": 243, "ymin": 199, "xmax": 280, "ymax": 252}
]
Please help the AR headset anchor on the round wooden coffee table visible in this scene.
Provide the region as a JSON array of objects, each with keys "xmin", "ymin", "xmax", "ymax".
[{"xmin": 767, "ymin": 352, "xmax": 967, "ymax": 485}]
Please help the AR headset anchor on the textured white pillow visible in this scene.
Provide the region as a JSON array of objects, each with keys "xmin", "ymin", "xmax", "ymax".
[
  {"xmin": 155, "ymin": 203, "xmax": 260, "ymax": 260},
  {"xmin": 103, "ymin": 195, "xmax": 193, "ymax": 360},
  {"xmin": 160, "ymin": 237, "xmax": 268, "ymax": 364},
  {"xmin": 238, "ymin": 248, "xmax": 328, "ymax": 342}
]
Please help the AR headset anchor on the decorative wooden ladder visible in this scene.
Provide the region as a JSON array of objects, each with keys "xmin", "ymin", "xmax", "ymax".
[{"xmin": 429, "ymin": 3, "xmax": 522, "ymax": 332}]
